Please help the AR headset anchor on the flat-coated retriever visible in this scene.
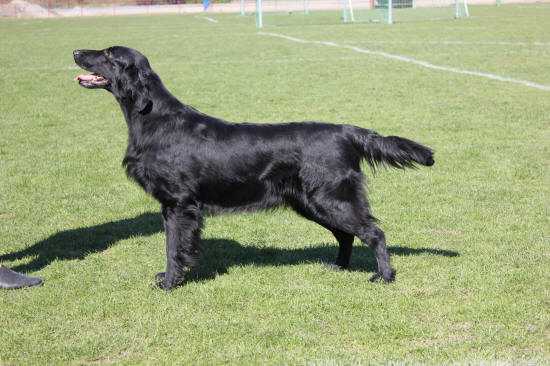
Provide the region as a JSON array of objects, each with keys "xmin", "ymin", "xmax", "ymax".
[{"xmin": 73, "ymin": 46, "xmax": 434, "ymax": 290}]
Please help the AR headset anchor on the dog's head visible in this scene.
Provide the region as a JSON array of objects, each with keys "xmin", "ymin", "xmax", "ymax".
[{"xmin": 73, "ymin": 46, "xmax": 153, "ymax": 114}]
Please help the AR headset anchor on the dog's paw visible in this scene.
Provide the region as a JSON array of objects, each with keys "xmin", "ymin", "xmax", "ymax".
[
  {"xmin": 155, "ymin": 272, "xmax": 165, "ymax": 284},
  {"xmin": 153, "ymin": 272, "xmax": 167, "ymax": 289},
  {"xmin": 324, "ymin": 262, "xmax": 349, "ymax": 271},
  {"xmin": 154, "ymin": 272, "xmax": 185, "ymax": 291},
  {"xmin": 369, "ymin": 269, "xmax": 395, "ymax": 283},
  {"xmin": 154, "ymin": 272, "xmax": 174, "ymax": 290}
]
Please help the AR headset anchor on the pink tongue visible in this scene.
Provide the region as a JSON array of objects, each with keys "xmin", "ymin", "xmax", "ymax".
[{"xmin": 75, "ymin": 74, "xmax": 97, "ymax": 81}]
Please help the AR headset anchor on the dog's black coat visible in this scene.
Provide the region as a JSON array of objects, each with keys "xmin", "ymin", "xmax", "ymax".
[{"xmin": 73, "ymin": 46, "xmax": 434, "ymax": 290}]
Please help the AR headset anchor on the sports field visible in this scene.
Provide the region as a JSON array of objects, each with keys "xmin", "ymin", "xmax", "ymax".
[{"xmin": 0, "ymin": 5, "xmax": 549, "ymax": 364}]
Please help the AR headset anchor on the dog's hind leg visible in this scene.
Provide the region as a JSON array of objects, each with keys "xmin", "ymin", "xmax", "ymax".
[
  {"xmin": 299, "ymin": 190, "xmax": 395, "ymax": 282},
  {"xmin": 331, "ymin": 206, "xmax": 395, "ymax": 282},
  {"xmin": 287, "ymin": 198, "xmax": 354, "ymax": 270},
  {"xmin": 331, "ymin": 229, "xmax": 354, "ymax": 269},
  {"xmin": 356, "ymin": 222, "xmax": 395, "ymax": 282},
  {"xmin": 157, "ymin": 201, "xmax": 202, "ymax": 290},
  {"xmin": 328, "ymin": 210, "xmax": 395, "ymax": 282}
]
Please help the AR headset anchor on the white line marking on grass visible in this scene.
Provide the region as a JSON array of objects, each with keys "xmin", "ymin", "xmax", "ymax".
[
  {"xmin": 259, "ymin": 32, "xmax": 550, "ymax": 92},
  {"xmin": 196, "ymin": 15, "xmax": 218, "ymax": 23},
  {"xmin": 350, "ymin": 40, "xmax": 550, "ymax": 47},
  {"xmin": 4, "ymin": 65, "xmax": 81, "ymax": 71}
]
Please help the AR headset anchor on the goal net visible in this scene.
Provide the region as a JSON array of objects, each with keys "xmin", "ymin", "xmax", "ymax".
[{"xmin": 247, "ymin": 0, "xmax": 469, "ymax": 27}]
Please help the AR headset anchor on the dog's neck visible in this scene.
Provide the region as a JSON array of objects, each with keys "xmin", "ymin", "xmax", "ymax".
[
  {"xmin": 115, "ymin": 75, "xmax": 175, "ymax": 121},
  {"xmin": 115, "ymin": 77, "xmax": 200, "ymax": 152}
]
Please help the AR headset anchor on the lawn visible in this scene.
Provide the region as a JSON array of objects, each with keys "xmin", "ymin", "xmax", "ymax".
[{"xmin": 0, "ymin": 5, "xmax": 549, "ymax": 364}]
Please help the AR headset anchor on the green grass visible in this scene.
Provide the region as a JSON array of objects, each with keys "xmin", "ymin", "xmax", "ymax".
[{"xmin": 1, "ymin": 5, "xmax": 549, "ymax": 364}]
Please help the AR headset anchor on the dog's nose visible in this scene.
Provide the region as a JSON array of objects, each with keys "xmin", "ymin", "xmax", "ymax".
[{"xmin": 73, "ymin": 49, "xmax": 82, "ymax": 58}]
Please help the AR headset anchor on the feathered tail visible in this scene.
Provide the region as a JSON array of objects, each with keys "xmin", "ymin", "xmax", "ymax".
[{"xmin": 348, "ymin": 126, "xmax": 434, "ymax": 169}]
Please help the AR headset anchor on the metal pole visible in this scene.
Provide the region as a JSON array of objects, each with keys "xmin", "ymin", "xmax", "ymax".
[
  {"xmin": 347, "ymin": 0, "xmax": 355, "ymax": 21},
  {"xmin": 341, "ymin": 0, "xmax": 348, "ymax": 22},
  {"xmin": 387, "ymin": 0, "xmax": 393, "ymax": 24},
  {"xmin": 455, "ymin": 0, "xmax": 459, "ymax": 18},
  {"xmin": 256, "ymin": 0, "xmax": 263, "ymax": 28}
]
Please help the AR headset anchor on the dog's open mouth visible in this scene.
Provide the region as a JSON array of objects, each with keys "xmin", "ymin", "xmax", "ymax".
[{"xmin": 75, "ymin": 73, "xmax": 110, "ymax": 88}]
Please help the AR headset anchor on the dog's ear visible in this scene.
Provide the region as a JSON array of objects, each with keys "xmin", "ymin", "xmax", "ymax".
[{"xmin": 127, "ymin": 64, "xmax": 153, "ymax": 115}]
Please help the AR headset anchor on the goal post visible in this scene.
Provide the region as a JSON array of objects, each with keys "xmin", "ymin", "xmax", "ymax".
[
  {"xmin": 341, "ymin": 0, "xmax": 356, "ymax": 22},
  {"xmin": 455, "ymin": 0, "xmax": 469, "ymax": 17},
  {"xmin": 253, "ymin": 0, "xmax": 468, "ymax": 27},
  {"xmin": 255, "ymin": 0, "xmax": 263, "ymax": 27},
  {"xmin": 350, "ymin": 0, "xmax": 469, "ymax": 24}
]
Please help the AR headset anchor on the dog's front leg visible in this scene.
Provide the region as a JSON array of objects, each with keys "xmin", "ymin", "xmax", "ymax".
[{"xmin": 156, "ymin": 201, "xmax": 202, "ymax": 290}]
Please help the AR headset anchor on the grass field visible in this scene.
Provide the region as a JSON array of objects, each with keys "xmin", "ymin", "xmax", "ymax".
[{"xmin": 1, "ymin": 5, "xmax": 549, "ymax": 364}]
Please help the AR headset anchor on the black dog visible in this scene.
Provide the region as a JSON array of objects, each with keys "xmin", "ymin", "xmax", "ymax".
[{"xmin": 73, "ymin": 46, "xmax": 434, "ymax": 290}]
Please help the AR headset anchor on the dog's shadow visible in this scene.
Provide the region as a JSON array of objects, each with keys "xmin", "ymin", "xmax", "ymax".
[{"xmin": 0, "ymin": 212, "xmax": 459, "ymax": 281}]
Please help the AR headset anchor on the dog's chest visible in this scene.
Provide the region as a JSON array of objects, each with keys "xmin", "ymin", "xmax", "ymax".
[
  {"xmin": 123, "ymin": 154, "xmax": 149, "ymax": 190},
  {"xmin": 123, "ymin": 150, "xmax": 183, "ymax": 204}
]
